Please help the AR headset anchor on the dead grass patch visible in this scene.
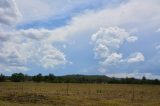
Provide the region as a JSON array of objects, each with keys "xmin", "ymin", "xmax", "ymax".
[{"xmin": 0, "ymin": 92, "xmax": 50, "ymax": 104}]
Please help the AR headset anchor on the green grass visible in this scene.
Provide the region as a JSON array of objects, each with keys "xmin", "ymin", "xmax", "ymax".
[{"xmin": 0, "ymin": 82, "xmax": 160, "ymax": 106}]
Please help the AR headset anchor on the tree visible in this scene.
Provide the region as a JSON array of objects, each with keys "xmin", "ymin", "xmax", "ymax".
[
  {"xmin": 153, "ymin": 79, "xmax": 160, "ymax": 85},
  {"xmin": 43, "ymin": 74, "xmax": 55, "ymax": 82},
  {"xmin": 11, "ymin": 73, "xmax": 25, "ymax": 82},
  {"xmin": 142, "ymin": 76, "xmax": 146, "ymax": 84},
  {"xmin": 32, "ymin": 73, "xmax": 43, "ymax": 82},
  {"xmin": 142, "ymin": 76, "xmax": 146, "ymax": 81},
  {"xmin": 48, "ymin": 74, "xmax": 55, "ymax": 82},
  {"xmin": 0, "ymin": 73, "xmax": 5, "ymax": 82}
]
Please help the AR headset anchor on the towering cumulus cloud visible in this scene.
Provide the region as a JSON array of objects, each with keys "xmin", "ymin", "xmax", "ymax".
[{"xmin": 91, "ymin": 27, "xmax": 144, "ymax": 69}]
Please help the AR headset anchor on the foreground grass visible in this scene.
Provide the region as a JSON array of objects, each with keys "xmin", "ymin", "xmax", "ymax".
[{"xmin": 0, "ymin": 82, "xmax": 160, "ymax": 106}]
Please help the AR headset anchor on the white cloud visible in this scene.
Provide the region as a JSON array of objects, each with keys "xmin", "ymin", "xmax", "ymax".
[
  {"xmin": 0, "ymin": 28, "xmax": 66, "ymax": 42},
  {"xmin": 18, "ymin": 29, "xmax": 51, "ymax": 40},
  {"xmin": 15, "ymin": 0, "xmax": 54, "ymax": 23},
  {"xmin": 101, "ymin": 53, "xmax": 123, "ymax": 66},
  {"xmin": 39, "ymin": 43, "xmax": 67, "ymax": 69},
  {"xmin": 126, "ymin": 36, "xmax": 138, "ymax": 42},
  {"xmin": 91, "ymin": 27, "xmax": 140, "ymax": 67},
  {"xmin": 0, "ymin": 29, "xmax": 68, "ymax": 72},
  {"xmin": 0, "ymin": 0, "xmax": 21, "ymax": 27},
  {"xmin": 0, "ymin": 42, "xmax": 26, "ymax": 66},
  {"xmin": 91, "ymin": 27, "xmax": 134, "ymax": 59},
  {"xmin": 0, "ymin": 41, "xmax": 31, "ymax": 71},
  {"xmin": 0, "ymin": 39, "xmax": 67, "ymax": 72},
  {"xmin": 18, "ymin": 28, "xmax": 70, "ymax": 42},
  {"xmin": 127, "ymin": 52, "xmax": 145, "ymax": 63}
]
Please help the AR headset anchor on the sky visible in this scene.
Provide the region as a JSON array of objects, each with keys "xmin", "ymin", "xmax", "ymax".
[{"xmin": 0, "ymin": 0, "xmax": 160, "ymax": 79}]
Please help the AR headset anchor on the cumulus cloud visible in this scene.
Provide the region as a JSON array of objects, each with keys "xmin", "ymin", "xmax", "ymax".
[
  {"xmin": 101, "ymin": 53, "xmax": 123, "ymax": 66},
  {"xmin": 91, "ymin": 27, "xmax": 141, "ymax": 67},
  {"xmin": 91, "ymin": 27, "xmax": 136, "ymax": 59},
  {"xmin": 0, "ymin": 41, "xmax": 30, "ymax": 71},
  {"xmin": 0, "ymin": 30, "xmax": 68, "ymax": 72},
  {"xmin": 127, "ymin": 52, "xmax": 145, "ymax": 63},
  {"xmin": 0, "ymin": 0, "xmax": 21, "ymax": 27},
  {"xmin": 39, "ymin": 43, "xmax": 67, "ymax": 69}
]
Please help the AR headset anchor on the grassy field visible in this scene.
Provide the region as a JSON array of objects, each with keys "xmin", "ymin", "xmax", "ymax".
[{"xmin": 0, "ymin": 82, "xmax": 160, "ymax": 106}]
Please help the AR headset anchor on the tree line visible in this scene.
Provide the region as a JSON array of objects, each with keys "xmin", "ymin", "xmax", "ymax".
[{"xmin": 0, "ymin": 73, "xmax": 160, "ymax": 85}]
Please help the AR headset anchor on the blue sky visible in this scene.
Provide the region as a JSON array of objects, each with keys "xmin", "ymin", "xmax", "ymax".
[{"xmin": 0, "ymin": 0, "xmax": 160, "ymax": 79}]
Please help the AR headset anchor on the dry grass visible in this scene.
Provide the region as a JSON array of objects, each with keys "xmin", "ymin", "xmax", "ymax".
[{"xmin": 0, "ymin": 82, "xmax": 160, "ymax": 106}]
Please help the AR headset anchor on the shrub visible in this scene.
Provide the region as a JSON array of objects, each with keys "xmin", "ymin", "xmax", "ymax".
[{"xmin": 11, "ymin": 73, "xmax": 25, "ymax": 82}]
